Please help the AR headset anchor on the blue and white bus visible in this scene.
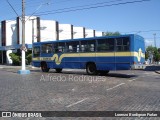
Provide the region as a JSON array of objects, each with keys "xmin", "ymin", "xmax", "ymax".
[{"xmin": 32, "ymin": 34, "xmax": 145, "ymax": 75}]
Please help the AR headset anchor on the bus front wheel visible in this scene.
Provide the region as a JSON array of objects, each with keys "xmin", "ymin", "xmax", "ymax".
[
  {"xmin": 41, "ymin": 63, "xmax": 50, "ymax": 72},
  {"xmin": 55, "ymin": 68, "xmax": 62, "ymax": 73},
  {"xmin": 86, "ymin": 63, "xmax": 97, "ymax": 75}
]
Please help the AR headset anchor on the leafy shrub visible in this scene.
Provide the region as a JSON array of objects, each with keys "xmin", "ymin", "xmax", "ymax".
[
  {"xmin": 9, "ymin": 53, "xmax": 21, "ymax": 65},
  {"xmin": 9, "ymin": 49, "xmax": 32, "ymax": 65}
]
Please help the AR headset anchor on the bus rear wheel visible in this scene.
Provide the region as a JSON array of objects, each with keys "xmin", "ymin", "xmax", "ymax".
[
  {"xmin": 86, "ymin": 63, "xmax": 97, "ymax": 75},
  {"xmin": 41, "ymin": 63, "xmax": 49, "ymax": 72},
  {"xmin": 55, "ymin": 68, "xmax": 62, "ymax": 73}
]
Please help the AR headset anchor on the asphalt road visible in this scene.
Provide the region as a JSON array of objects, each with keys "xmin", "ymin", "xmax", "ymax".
[{"xmin": 0, "ymin": 67, "xmax": 160, "ymax": 120}]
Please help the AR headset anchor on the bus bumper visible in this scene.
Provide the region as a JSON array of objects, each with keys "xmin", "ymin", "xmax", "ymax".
[{"xmin": 131, "ymin": 64, "xmax": 146, "ymax": 70}]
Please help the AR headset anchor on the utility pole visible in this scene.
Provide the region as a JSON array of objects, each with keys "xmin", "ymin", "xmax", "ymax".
[
  {"xmin": 153, "ymin": 33, "xmax": 156, "ymax": 48},
  {"xmin": 18, "ymin": 0, "xmax": 30, "ymax": 74}
]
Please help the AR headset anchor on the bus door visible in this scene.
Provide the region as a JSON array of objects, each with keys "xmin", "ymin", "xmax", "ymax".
[
  {"xmin": 53, "ymin": 42, "xmax": 65, "ymax": 67},
  {"xmin": 65, "ymin": 41, "xmax": 80, "ymax": 68},
  {"xmin": 41, "ymin": 43, "xmax": 54, "ymax": 68}
]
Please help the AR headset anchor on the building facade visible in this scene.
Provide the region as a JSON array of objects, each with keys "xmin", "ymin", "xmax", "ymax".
[{"xmin": 0, "ymin": 16, "xmax": 104, "ymax": 64}]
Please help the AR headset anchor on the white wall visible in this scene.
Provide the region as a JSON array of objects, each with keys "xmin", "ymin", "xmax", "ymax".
[
  {"xmin": 85, "ymin": 29, "xmax": 94, "ymax": 38},
  {"xmin": 95, "ymin": 31, "xmax": 103, "ymax": 37},
  {"xmin": 5, "ymin": 21, "xmax": 17, "ymax": 64},
  {"xmin": 18, "ymin": 17, "xmax": 38, "ymax": 44},
  {"xmin": 73, "ymin": 27, "xmax": 84, "ymax": 39},
  {"xmin": 59, "ymin": 24, "xmax": 72, "ymax": 40},
  {"xmin": 6, "ymin": 50, "xmax": 12, "ymax": 64},
  {"xmin": 40, "ymin": 20, "xmax": 57, "ymax": 42},
  {"xmin": 6, "ymin": 20, "xmax": 17, "ymax": 46}
]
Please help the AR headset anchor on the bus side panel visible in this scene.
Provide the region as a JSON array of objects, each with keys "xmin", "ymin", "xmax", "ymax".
[
  {"xmin": 96, "ymin": 56, "xmax": 115, "ymax": 70},
  {"xmin": 46, "ymin": 61, "xmax": 54, "ymax": 68},
  {"xmin": 64, "ymin": 56, "xmax": 97, "ymax": 69},
  {"xmin": 32, "ymin": 61, "xmax": 41, "ymax": 67},
  {"xmin": 64, "ymin": 57, "xmax": 81, "ymax": 69},
  {"xmin": 79, "ymin": 55, "xmax": 97, "ymax": 69},
  {"xmin": 115, "ymin": 56, "xmax": 131, "ymax": 70},
  {"xmin": 40, "ymin": 53, "xmax": 54, "ymax": 69}
]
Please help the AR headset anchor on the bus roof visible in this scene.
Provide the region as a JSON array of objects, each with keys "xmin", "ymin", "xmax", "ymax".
[{"xmin": 33, "ymin": 34, "xmax": 143, "ymax": 45}]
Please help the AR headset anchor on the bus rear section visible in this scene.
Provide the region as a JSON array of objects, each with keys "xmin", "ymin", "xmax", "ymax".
[{"xmin": 130, "ymin": 35, "xmax": 146, "ymax": 69}]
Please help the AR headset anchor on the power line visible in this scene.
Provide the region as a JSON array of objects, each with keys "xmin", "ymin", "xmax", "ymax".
[
  {"xmin": 25, "ymin": 0, "xmax": 74, "ymax": 8},
  {"xmin": 121, "ymin": 30, "xmax": 160, "ymax": 34},
  {"xmin": 1, "ymin": 0, "xmax": 152, "ymax": 21},
  {"xmin": 35, "ymin": 0, "xmax": 125, "ymax": 15},
  {"xmin": 34, "ymin": 0, "xmax": 151, "ymax": 16},
  {"xmin": 6, "ymin": 0, "xmax": 20, "ymax": 18}
]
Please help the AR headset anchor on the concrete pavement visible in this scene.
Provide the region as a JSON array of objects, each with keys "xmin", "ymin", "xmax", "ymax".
[
  {"xmin": 0, "ymin": 65, "xmax": 160, "ymax": 119},
  {"xmin": 0, "ymin": 64, "xmax": 160, "ymax": 74},
  {"xmin": 0, "ymin": 65, "xmax": 38, "ymax": 69}
]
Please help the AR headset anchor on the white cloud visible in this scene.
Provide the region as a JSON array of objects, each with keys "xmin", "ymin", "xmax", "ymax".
[{"xmin": 145, "ymin": 39, "xmax": 154, "ymax": 47}]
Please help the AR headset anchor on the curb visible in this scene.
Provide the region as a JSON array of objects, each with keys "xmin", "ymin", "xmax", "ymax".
[{"xmin": 155, "ymin": 71, "xmax": 160, "ymax": 74}]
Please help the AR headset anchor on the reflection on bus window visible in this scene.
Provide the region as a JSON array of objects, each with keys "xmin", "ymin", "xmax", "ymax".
[
  {"xmin": 97, "ymin": 38, "xmax": 114, "ymax": 52},
  {"xmin": 66, "ymin": 41, "xmax": 80, "ymax": 53},
  {"xmin": 116, "ymin": 37, "xmax": 130, "ymax": 51},
  {"xmin": 54, "ymin": 43, "xmax": 65, "ymax": 53},
  {"xmin": 81, "ymin": 40, "xmax": 95, "ymax": 52},
  {"xmin": 33, "ymin": 46, "xmax": 40, "ymax": 57},
  {"xmin": 42, "ymin": 44, "xmax": 52, "ymax": 54}
]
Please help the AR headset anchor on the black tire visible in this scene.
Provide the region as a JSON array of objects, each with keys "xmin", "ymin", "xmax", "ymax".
[
  {"xmin": 55, "ymin": 68, "xmax": 62, "ymax": 73},
  {"xmin": 86, "ymin": 63, "xmax": 97, "ymax": 75},
  {"xmin": 41, "ymin": 63, "xmax": 49, "ymax": 72},
  {"xmin": 98, "ymin": 70, "xmax": 109, "ymax": 75}
]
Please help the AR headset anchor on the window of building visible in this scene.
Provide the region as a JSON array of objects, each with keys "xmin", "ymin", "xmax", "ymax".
[{"xmin": 41, "ymin": 44, "xmax": 53, "ymax": 54}]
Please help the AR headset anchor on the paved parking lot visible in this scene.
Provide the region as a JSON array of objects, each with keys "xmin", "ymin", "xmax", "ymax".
[{"xmin": 0, "ymin": 67, "xmax": 160, "ymax": 119}]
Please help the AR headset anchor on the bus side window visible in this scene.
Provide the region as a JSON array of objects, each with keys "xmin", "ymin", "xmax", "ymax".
[
  {"xmin": 97, "ymin": 39, "xmax": 106, "ymax": 51},
  {"xmin": 42, "ymin": 44, "xmax": 53, "ymax": 54},
  {"xmin": 97, "ymin": 39, "xmax": 114, "ymax": 52},
  {"xmin": 33, "ymin": 46, "xmax": 40, "ymax": 57},
  {"xmin": 80, "ymin": 41, "xmax": 86, "ymax": 52},
  {"xmin": 116, "ymin": 37, "xmax": 130, "ymax": 51},
  {"xmin": 88, "ymin": 41, "xmax": 95, "ymax": 52},
  {"xmin": 54, "ymin": 43, "xmax": 65, "ymax": 53},
  {"xmin": 123, "ymin": 38, "xmax": 130, "ymax": 51},
  {"xmin": 81, "ymin": 40, "xmax": 95, "ymax": 52},
  {"xmin": 66, "ymin": 41, "xmax": 79, "ymax": 53},
  {"xmin": 107, "ymin": 38, "xmax": 114, "ymax": 51}
]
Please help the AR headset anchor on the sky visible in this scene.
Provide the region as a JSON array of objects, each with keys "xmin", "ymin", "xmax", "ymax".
[{"xmin": 1, "ymin": 0, "xmax": 160, "ymax": 48}]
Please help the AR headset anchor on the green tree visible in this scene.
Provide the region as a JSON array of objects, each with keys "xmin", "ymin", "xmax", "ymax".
[
  {"xmin": 26, "ymin": 50, "xmax": 32, "ymax": 65},
  {"xmin": 146, "ymin": 46, "xmax": 160, "ymax": 62},
  {"xmin": 104, "ymin": 31, "xmax": 121, "ymax": 36},
  {"xmin": 9, "ymin": 52, "xmax": 21, "ymax": 65}
]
